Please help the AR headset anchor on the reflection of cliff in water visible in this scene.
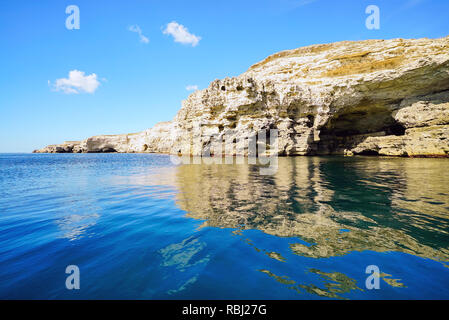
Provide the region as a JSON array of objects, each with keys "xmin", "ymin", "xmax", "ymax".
[{"xmin": 174, "ymin": 157, "xmax": 449, "ymax": 264}]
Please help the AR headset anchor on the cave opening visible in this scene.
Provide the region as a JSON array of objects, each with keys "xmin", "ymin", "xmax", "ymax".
[
  {"xmin": 313, "ymin": 106, "xmax": 405, "ymax": 155},
  {"xmin": 306, "ymin": 115, "xmax": 315, "ymax": 128},
  {"xmin": 386, "ymin": 123, "xmax": 406, "ymax": 136},
  {"xmin": 102, "ymin": 147, "xmax": 117, "ymax": 153},
  {"xmin": 357, "ymin": 150, "xmax": 379, "ymax": 156}
]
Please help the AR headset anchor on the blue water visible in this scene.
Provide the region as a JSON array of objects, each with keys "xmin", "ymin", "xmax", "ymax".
[{"xmin": 0, "ymin": 153, "xmax": 449, "ymax": 299}]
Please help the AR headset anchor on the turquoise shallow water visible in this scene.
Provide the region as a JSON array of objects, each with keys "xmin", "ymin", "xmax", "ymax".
[{"xmin": 0, "ymin": 153, "xmax": 449, "ymax": 299}]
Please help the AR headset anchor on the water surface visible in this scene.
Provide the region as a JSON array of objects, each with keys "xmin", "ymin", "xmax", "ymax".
[{"xmin": 0, "ymin": 153, "xmax": 448, "ymax": 299}]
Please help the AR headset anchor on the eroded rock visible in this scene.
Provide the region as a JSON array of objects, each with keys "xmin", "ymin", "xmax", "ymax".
[{"xmin": 34, "ymin": 36, "xmax": 449, "ymax": 157}]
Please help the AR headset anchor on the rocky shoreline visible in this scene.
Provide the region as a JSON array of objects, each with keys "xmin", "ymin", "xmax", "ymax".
[{"xmin": 34, "ymin": 36, "xmax": 449, "ymax": 157}]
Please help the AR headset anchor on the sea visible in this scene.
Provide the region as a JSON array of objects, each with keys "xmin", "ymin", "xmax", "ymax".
[{"xmin": 0, "ymin": 153, "xmax": 448, "ymax": 299}]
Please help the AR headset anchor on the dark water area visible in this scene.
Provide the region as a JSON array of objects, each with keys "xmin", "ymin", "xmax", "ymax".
[{"xmin": 0, "ymin": 153, "xmax": 448, "ymax": 299}]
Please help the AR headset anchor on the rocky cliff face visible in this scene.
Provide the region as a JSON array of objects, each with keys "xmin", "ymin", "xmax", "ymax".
[{"xmin": 34, "ymin": 36, "xmax": 449, "ymax": 157}]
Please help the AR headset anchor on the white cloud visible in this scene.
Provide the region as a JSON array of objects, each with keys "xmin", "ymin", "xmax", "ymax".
[
  {"xmin": 51, "ymin": 70, "xmax": 101, "ymax": 94},
  {"xmin": 128, "ymin": 24, "xmax": 149, "ymax": 44},
  {"xmin": 163, "ymin": 21, "xmax": 201, "ymax": 47},
  {"xmin": 186, "ymin": 85, "xmax": 198, "ymax": 91}
]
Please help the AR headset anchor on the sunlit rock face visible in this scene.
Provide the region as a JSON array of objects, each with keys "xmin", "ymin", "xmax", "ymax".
[
  {"xmin": 173, "ymin": 157, "xmax": 449, "ymax": 265},
  {"xmin": 34, "ymin": 36, "xmax": 449, "ymax": 156}
]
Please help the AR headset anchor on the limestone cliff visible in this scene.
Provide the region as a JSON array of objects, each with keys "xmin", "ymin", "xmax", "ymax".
[{"xmin": 34, "ymin": 36, "xmax": 449, "ymax": 157}]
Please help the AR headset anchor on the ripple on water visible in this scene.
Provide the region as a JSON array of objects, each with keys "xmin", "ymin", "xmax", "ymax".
[{"xmin": 0, "ymin": 154, "xmax": 448, "ymax": 299}]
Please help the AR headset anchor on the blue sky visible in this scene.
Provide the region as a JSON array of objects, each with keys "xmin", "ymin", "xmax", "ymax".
[{"xmin": 1, "ymin": 0, "xmax": 448, "ymax": 152}]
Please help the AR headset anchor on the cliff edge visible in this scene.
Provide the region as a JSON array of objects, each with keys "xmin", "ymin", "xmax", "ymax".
[{"xmin": 34, "ymin": 36, "xmax": 449, "ymax": 157}]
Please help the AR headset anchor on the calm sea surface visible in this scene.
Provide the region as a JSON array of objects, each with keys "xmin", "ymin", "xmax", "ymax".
[{"xmin": 0, "ymin": 153, "xmax": 448, "ymax": 299}]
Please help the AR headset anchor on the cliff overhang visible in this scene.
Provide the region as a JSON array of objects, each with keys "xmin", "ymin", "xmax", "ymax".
[{"xmin": 34, "ymin": 36, "xmax": 449, "ymax": 157}]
